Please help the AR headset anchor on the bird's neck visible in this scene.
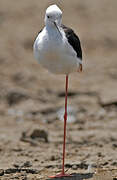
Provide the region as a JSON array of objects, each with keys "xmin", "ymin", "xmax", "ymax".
[
  {"xmin": 46, "ymin": 24, "xmax": 61, "ymax": 37},
  {"xmin": 46, "ymin": 23, "xmax": 56, "ymax": 30}
]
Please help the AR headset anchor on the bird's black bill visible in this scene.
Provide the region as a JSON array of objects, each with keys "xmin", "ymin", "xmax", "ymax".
[{"xmin": 54, "ymin": 22, "xmax": 62, "ymax": 36}]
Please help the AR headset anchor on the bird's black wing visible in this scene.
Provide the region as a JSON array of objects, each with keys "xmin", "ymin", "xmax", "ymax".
[{"xmin": 61, "ymin": 24, "xmax": 82, "ymax": 60}]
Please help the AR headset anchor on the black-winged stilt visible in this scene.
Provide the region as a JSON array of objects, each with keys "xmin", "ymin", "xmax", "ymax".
[{"xmin": 33, "ymin": 4, "xmax": 82, "ymax": 178}]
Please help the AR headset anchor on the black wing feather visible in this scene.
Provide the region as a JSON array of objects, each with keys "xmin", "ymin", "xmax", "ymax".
[{"xmin": 61, "ymin": 24, "xmax": 82, "ymax": 60}]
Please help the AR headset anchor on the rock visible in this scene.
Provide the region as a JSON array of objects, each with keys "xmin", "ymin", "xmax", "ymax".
[
  {"xmin": 22, "ymin": 161, "xmax": 32, "ymax": 168},
  {"xmin": 21, "ymin": 128, "xmax": 49, "ymax": 144},
  {"xmin": 50, "ymin": 155, "xmax": 55, "ymax": 161},
  {"xmin": 77, "ymin": 162, "xmax": 88, "ymax": 169},
  {"xmin": 4, "ymin": 168, "xmax": 38, "ymax": 175},
  {"xmin": 30, "ymin": 129, "xmax": 48, "ymax": 143},
  {"xmin": 0, "ymin": 169, "xmax": 4, "ymax": 176},
  {"xmin": 5, "ymin": 168, "xmax": 18, "ymax": 174},
  {"xmin": 111, "ymin": 162, "xmax": 117, "ymax": 166},
  {"xmin": 13, "ymin": 163, "xmax": 20, "ymax": 168},
  {"xmin": 112, "ymin": 144, "xmax": 117, "ymax": 148},
  {"xmin": 72, "ymin": 165, "xmax": 78, "ymax": 170}
]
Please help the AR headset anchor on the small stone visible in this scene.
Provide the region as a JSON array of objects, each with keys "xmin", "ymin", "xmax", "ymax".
[
  {"xmin": 72, "ymin": 165, "xmax": 78, "ymax": 170},
  {"xmin": 112, "ymin": 144, "xmax": 117, "ymax": 148},
  {"xmin": 34, "ymin": 158, "xmax": 38, "ymax": 162},
  {"xmin": 97, "ymin": 152, "xmax": 102, "ymax": 157},
  {"xmin": 22, "ymin": 161, "xmax": 32, "ymax": 168},
  {"xmin": 102, "ymin": 161, "xmax": 108, "ymax": 166},
  {"xmin": 13, "ymin": 164, "xmax": 20, "ymax": 168},
  {"xmin": 5, "ymin": 168, "xmax": 17, "ymax": 174},
  {"xmin": 50, "ymin": 155, "xmax": 55, "ymax": 161},
  {"xmin": 0, "ymin": 169, "xmax": 4, "ymax": 176},
  {"xmin": 30, "ymin": 129, "xmax": 48, "ymax": 143},
  {"xmin": 111, "ymin": 162, "xmax": 117, "ymax": 166}
]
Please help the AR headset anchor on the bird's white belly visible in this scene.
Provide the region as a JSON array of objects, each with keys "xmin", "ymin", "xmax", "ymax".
[
  {"xmin": 39, "ymin": 49, "xmax": 78, "ymax": 74},
  {"xmin": 34, "ymin": 30, "xmax": 79, "ymax": 74}
]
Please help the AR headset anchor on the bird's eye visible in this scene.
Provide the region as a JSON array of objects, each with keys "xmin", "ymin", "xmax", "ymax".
[{"xmin": 47, "ymin": 15, "xmax": 50, "ymax": 18}]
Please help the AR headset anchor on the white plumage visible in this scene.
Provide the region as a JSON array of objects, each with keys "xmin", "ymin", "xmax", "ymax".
[{"xmin": 33, "ymin": 4, "xmax": 82, "ymax": 74}]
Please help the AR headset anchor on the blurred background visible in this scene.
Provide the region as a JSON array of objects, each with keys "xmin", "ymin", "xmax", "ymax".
[{"xmin": 0, "ymin": 0, "xmax": 117, "ymax": 179}]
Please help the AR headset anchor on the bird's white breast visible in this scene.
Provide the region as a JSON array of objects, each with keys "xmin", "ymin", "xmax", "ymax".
[{"xmin": 33, "ymin": 27, "xmax": 80, "ymax": 74}]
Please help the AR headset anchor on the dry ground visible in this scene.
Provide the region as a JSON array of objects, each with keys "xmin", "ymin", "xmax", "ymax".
[{"xmin": 0, "ymin": 0, "xmax": 117, "ymax": 179}]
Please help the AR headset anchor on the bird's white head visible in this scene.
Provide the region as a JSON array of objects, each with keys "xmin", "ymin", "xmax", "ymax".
[{"xmin": 45, "ymin": 4, "xmax": 62, "ymax": 27}]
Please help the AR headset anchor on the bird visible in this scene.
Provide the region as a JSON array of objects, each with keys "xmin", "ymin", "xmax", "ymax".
[{"xmin": 33, "ymin": 4, "xmax": 82, "ymax": 178}]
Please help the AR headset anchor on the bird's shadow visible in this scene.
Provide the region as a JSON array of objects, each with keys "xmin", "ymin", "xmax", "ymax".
[{"xmin": 46, "ymin": 173, "xmax": 93, "ymax": 180}]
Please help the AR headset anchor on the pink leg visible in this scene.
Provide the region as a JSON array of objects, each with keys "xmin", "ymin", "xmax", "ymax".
[
  {"xmin": 62, "ymin": 75, "xmax": 68, "ymax": 174},
  {"xmin": 50, "ymin": 75, "xmax": 71, "ymax": 178}
]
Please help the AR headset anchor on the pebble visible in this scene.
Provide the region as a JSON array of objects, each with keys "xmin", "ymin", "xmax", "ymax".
[
  {"xmin": 30, "ymin": 129, "xmax": 48, "ymax": 143},
  {"xmin": 0, "ymin": 169, "xmax": 4, "ymax": 176},
  {"xmin": 72, "ymin": 164, "xmax": 78, "ymax": 170},
  {"xmin": 50, "ymin": 155, "xmax": 55, "ymax": 161}
]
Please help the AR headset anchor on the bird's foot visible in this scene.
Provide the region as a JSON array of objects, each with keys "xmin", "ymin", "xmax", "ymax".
[{"xmin": 49, "ymin": 172, "xmax": 71, "ymax": 178}]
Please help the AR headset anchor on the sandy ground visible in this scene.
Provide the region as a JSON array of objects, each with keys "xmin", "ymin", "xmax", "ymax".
[{"xmin": 0, "ymin": 0, "xmax": 117, "ymax": 179}]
